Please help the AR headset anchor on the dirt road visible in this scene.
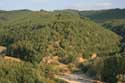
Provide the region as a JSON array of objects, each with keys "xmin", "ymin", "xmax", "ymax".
[{"xmin": 57, "ymin": 72, "xmax": 94, "ymax": 83}]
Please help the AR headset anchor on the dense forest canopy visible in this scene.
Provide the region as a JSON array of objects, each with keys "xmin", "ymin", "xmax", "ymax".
[{"xmin": 0, "ymin": 11, "xmax": 121, "ymax": 63}]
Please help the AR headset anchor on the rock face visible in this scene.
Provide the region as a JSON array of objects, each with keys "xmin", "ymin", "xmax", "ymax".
[
  {"xmin": 0, "ymin": 46, "xmax": 6, "ymax": 56},
  {"xmin": 42, "ymin": 56, "xmax": 59, "ymax": 64},
  {"xmin": 91, "ymin": 53, "xmax": 97, "ymax": 59},
  {"xmin": 75, "ymin": 57, "xmax": 87, "ymax": 64}
]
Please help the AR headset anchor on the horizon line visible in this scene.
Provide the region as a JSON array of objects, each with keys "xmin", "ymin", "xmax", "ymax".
[{"xmin": 0, "ymin": 8, "xmax": 125, "ymax": 12}]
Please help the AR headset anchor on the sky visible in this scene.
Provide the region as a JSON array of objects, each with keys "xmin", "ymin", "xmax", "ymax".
[{"xmin": 0, "ymin": 0, "xmax": 125, "ymax": 11}]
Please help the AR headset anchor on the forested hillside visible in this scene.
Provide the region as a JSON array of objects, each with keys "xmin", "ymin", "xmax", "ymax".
[
  {"xmin": 54, "ymin": 9, "xmax": 125, "ymax": 39},
  {"xmin": 0, "ymin": 11, "xmax": 120, "ymax": 63},
  {"xmin": 0, "ymin": 10, "xmax": 124, "ymax": 83},
  {"xmin": 79, "ymin": 9, "xmax": 125, "ymax": 44},
  {"xmin": 103, "ymin": 19, "xmax": 125, "ymax": 42}
]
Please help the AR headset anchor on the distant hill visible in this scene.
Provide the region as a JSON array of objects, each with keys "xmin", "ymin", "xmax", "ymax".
[
  {"xmin": 79, "ymin": 9, "xmax": 125, "ymax": 23},
  {"xmin": 53, "ymin": 9, "xmax": 125, "ymax": 23}
]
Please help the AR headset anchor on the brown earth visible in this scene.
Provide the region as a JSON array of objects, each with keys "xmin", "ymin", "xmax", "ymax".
[{"xmin": 3, "ymin": 56, "xmax": 21, "ymax": 62}]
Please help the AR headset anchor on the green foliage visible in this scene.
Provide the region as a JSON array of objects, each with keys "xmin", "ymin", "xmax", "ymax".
[
  {"xmin": 0, "ymin": 59, "xmax": 42, "ymax": 83},
  {"xmin": 7, "ymin": 40, "xmax": 42, "ymax": 64},
  {"xmin": 0, "ymin": 9, "xmax": 123, "ymax": 83},
  {"xmin": 0, "ymin": 11, "xmax": 121, "ymax": 64},
  {"xmin": 81, "ymin": 55, "xmax": 125, "ymax": 83},
  {"xmin": 0, "ymin": 58, "xmax": 66, "ymax": 83},
  {"xmin": 103, "ymin": 19, "xmax": 125, "ymax": 42},
  {"xmin": 100, "ymin": 55, "xmax": 125, "ymax": 83},
  {"xmin": 79, "ymin": 9, "xmax": 125, "ymax": 23}
]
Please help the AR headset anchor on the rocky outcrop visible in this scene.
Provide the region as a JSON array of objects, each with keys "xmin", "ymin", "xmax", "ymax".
[{"xmin": 0, "ymin": 46, "xmax": 6, "ymax": 56}]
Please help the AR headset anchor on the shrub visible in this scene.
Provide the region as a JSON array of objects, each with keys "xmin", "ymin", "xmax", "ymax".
[{"xmin": 81, "ymin": 55, "xmax": 125, "ymax": 83}]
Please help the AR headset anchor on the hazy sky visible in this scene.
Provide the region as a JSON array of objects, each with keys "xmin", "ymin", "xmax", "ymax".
[{"xmin": 0, "ymin": 0, "xmax": 125, "ymax": 10}]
